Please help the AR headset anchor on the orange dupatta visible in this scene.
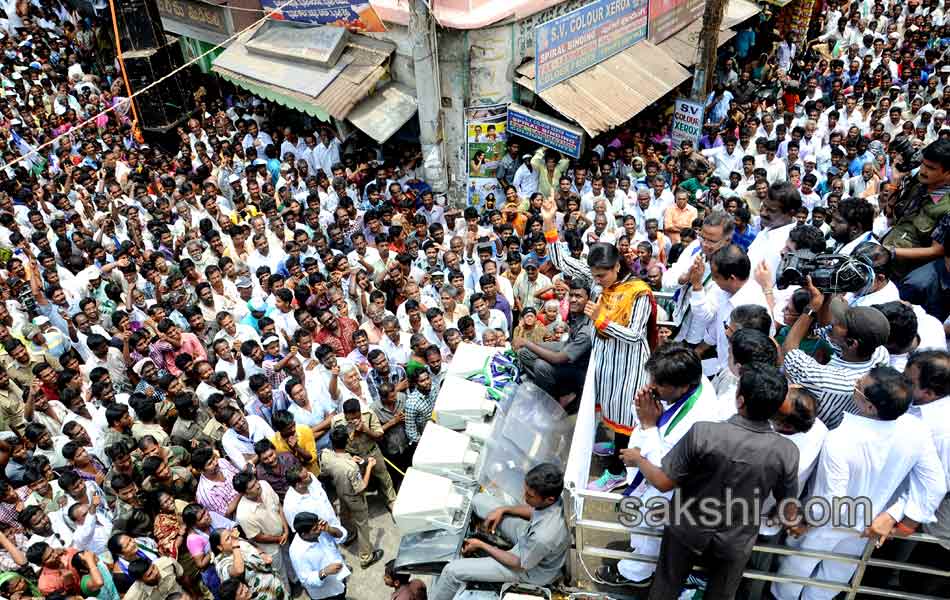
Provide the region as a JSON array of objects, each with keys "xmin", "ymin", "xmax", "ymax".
[{"xmin": 596, "ymin": 277, "xmax": 659, "ymax": 350}]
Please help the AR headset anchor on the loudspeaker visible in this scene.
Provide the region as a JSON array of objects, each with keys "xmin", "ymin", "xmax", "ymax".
[
  {"xmin": 124, "ymin": 39, "xmax": 193, "ymax": 131},
  {"xmin": 115, "ymin": 0, "xmax": 167, "ymax": 52}
]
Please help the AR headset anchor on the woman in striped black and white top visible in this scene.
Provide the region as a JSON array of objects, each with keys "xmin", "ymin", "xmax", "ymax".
[{"xmin": 540, "ymin": 193, "xmax": 658, "ymax": 491}]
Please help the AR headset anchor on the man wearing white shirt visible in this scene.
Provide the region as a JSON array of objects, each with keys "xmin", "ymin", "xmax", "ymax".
[
  {"xmin": 270, "ymin": 290, "xmax": 299, "ymax": 349},
  {"xmin": 875, "ymin": 303, "xmax": 948, "ymax": 373},
  {"xmin": 798, "ymin": 121, "xmax": 822, "ymax": 159},
  {"xmin": 513, "ymin": 156, "xmax": 539, "ymax": 199},
  {"xmin": 241, "ymin": 120, "xmax": 273, "ymax": 152},
  {"xmin": 688, "ymin": 244, "xmax": 770, "ymax": 375},
  {"xmin": 702, "ymin": 135, "xmax": 744, "ymax": 181},
  {"xmin": 220, "ymin": 408, "xmax": 276, "ymax": 470},
  {"xmin": 733, "ymin": 155, "xmax": 756, "ymax": 190},
  {"xmin": 904, "ymin": 351, "xmax": 950, "ymax": 562},
  {"xmin": 603, "ymin": 176, "xmax": 629, "ymax": 218},
  {"xmin": 346, "ymin": 233, "xmax": 383, "ymax": 277},
  {"xmin": 213, "ymin": 312, "xmax": 261, "ymax": 345},
  {"xmin": 771, "ymin": 388, "xmax": 828, "ymax": 509},
  {"xmin": 649, "ymin": 176, "xmax": 675, "ymax": 214},
  {"xmin": 580, "ymin": 177, "xmax": 608, "ymax": 214},
  {"xmin": 748, "ymin": 182, "xmax": 801, "ymax": 284},
  {"xmin": 246, "ymin": 233, "xmax": 287, "ymax": 275},
  {"xmin": 470, "ymin": 292, "xmax": 509, "ymax": 340},
  {"xmin": 290, "ymin": 511, "xmax": 351, "ymax": 599},
  {"xmin": 280, "ymin": 128, "xmax": 305, "ymax": 161},
  {"xmin": 600, "ymin": 346, "xmax": 720, "ymax": 586},
  {"xmin": 313, "ymin": 129, "xmax": 342, "ymax": 177},
  {"xmin": 300, "ymin": 134, "xmax": 321, "ymax": 175},
  {"xmin": 773, "ymin": 367, "xmax": 946, "ymax": 600},
  {"xmin": 284, "ymin": 468, "xmax": 337, "ymax": 532},
  {"xmin": 631, "ymin": 188, "xmax": 665, "ymax": 236},
  {"xmin": 662, "ymin": 211, "xmax": 735, "ymax": 341},
  {"xmin": 847, "ymin": 243, "xmax": 901, "ymax": 307},
  {"xmin": 379, "ymin": 316, "xmax": 411, "ymax": 366},
  {"xmin": 756, "ymin": 140, "xmax": 788, "ymax": 185}
]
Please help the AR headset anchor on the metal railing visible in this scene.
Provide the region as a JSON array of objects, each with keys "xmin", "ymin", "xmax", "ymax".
[{"xmin": 567, "ymin": 486, "xmax": 950, "ymax": 599}]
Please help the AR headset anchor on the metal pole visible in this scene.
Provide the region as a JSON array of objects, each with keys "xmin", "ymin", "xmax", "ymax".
[
  {"xmin": 689, "ymin": 0, "xmax": 727, "ymax": 101},
  {"xmin": 409, "ymin": 0, "xmax": 449, "ymax": 194}
]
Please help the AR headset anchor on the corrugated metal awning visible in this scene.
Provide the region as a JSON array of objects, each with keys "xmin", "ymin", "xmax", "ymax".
[
  {"xmin": 657, "ymin": 0, "xmax": 759, "ymax": 67},
  {"xmin": 723, "ymin": 0, "xmax": 762, "ymax": 29},
  {"xmin": 657, "ymin": 20, "xmax": 737, "ymax": 67},
  {"xmin": 347, "ymin": 82, "xmax": 418, "ymax": 143},
  {"xmin": 515, "ymin": 41, "xmax": 690, "ymax": 137},
  {"xmin": 212, "ymin": 22, "xmax": 396, "ymax": 121}
]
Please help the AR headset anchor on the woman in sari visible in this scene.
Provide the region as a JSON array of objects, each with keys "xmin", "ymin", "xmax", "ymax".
[
  {"xmin": 150, "ymin": 492, "xmax": 207, "ymax": 600},
  {"xmin": 0, "ymin": 572, "xmax": 41, "ymax": 600},
  {"xmin": 184, "ymin": 503, "xmax": 228, "ymax": 600},
  {"xmin": 151, "ymin": 491, "xmax": 188, "ymax": 559},
  {"xmin": 541, "ymin": 192, "xmax": 658, "ymax": 492},
  {"xmin": 106, "ymin": 533, "xmax": 160, "ymax": 592},
  {"xmin": 210, "ymin": 529, "xmax": 286, "ymax": 600}
]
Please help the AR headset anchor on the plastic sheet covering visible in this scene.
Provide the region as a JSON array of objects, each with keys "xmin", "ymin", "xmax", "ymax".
[
  {"xmin": 477, "ymin": 382, "xmax": 574, "ymax": 505},
  {"xmin": 393, "ymin": 527, "xmax": 466, "ymax": 575}
]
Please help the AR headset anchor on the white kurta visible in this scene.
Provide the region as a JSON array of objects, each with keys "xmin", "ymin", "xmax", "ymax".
[
  {"xmin": 773, "ymin": 412, "xmax": 946, "ymax": 600},
  {"xmin": 618, "ymin": 378, "xmax": 722, "ymax": 582}
]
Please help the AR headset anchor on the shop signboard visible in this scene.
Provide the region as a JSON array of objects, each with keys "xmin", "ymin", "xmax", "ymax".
[
  {"xmin": 157, "ymin": 0, "xmax": 232, "ymax": 42},
  {"xmin": 648, "ymin": 0, "xmax": 704, "ymax": 44},
  {"xmin": 506, "ymin": 103, "xmax": 584, "ymax": 160},
  {"xmin": 465, "ymin": 105, "xmax": 508, "ymax": 209},
  {"xmin": 261, "ymin": 0, "xmax": 386, "ymax": 32},
  {"xmin": 671, "ymin": 98, "xmax": 704, "ymax": 146},
  {"xmin": 534, "ymin": 0, "xmax": 649, "ymax": 92}
]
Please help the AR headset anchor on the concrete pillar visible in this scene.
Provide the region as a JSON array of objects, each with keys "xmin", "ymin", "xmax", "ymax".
[{"xmin": 409, "ymin": 0, "xmax": 449, "ymax": 194}]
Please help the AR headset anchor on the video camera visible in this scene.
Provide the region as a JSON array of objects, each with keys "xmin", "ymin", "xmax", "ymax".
[
  {"xmin": 776, "ymin": 251, "xmax": 873, "ymax": 294},
  {"xmin": 890, "ymin": 134, "xmax": 922, "ymax": 172}
]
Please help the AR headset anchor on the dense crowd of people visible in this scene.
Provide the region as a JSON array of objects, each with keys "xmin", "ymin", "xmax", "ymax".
[{"xmin": 0, "ymin": 0, "xmax": 949, "ymax": 599}]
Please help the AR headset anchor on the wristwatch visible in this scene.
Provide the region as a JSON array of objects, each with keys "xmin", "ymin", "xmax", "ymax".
[{"xmin": 805, "ymin": 308, "xmax": 818, "ymax": 320}]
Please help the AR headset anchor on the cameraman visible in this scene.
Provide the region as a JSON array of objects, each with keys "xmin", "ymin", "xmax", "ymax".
[
  {"xmin": 882, "ymin": 138, "xmax": 950, "ymax": 275},
  {"xmin": 780, "ymin": 279, "xmax": 890, "ymax": 429}
]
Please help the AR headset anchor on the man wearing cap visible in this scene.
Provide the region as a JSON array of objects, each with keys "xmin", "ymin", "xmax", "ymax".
[
  {"xmin": 780, "ymin": 277, "xmax": 891, "ymax": 429},
  {"xmin": 241, "ymin": 297, "xmax": 271, "ymax": 335},
  {"xmin": 513, "ymin": 153, "xmax": 539, "ymax": 200}
]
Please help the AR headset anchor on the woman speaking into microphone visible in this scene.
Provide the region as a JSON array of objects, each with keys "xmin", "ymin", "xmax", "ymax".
[{"xmin": 539, "ymin": 191, "xmax": 658, "ymax": 491}]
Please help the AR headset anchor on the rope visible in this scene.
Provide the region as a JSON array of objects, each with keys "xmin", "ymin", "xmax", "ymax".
[
  {"xmin": 382, "ymin": 454, "xmax": 405, "ymax": 476},
  {"xmin": 1, "ymin": 0, "xmax": 301, "ymax": 173}
]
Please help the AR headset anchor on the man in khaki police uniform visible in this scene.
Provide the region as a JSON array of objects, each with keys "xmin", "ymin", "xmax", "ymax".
[
  {"xmin": 320, "ymin": 424, "xmax": 384, "ymax": 569},
  {"xmin": 330, "ymin": 397, "xmax": 397, "ymax": 509}
]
